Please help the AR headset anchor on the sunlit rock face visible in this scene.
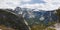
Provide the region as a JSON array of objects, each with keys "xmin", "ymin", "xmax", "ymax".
[
  {"xmin": 6, "ymin": 7, "xmax": 59, "ymax": 30},
  {"xmin": 23, "ymin": 10, "xmax": 58, "ymax": 26},
  {"xmin": 12, "ymin": 7, "xmax": 58, "ymax": 26},
  {"xmin": 0, "ymin": 9, "xmax": 29, "ymax": 30}
]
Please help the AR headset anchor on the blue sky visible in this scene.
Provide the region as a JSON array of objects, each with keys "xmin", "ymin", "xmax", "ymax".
[
  {"xmin": 0, "ymin": 0, "xmax": 60, "ymax": 11},
  {"xmin": 22, "ymin": 0, "xmax": 46, "ymax": 4}
]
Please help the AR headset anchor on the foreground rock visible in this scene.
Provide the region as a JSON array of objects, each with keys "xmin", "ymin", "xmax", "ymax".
[{"xmin": 0, "ymin": 9, "xmax": 29, "ymax": 30}]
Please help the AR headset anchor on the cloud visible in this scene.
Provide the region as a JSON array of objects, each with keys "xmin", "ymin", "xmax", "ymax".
[
  {"xmin": 0, "ymin": 0, "xmax": 21, "ymax": 9},
  {"xmin": 20, "ymin": 0, "xmax": 60, "ymax": 11},
  {"xmin": 20, "ymin": 3, "xmax": 58, "ymax": 11},
  {"xmin": 20, "ymin": 4, "xmax": 40, "ymax": 8},
  {"xmin": 0, "ymin": 0, "xmax": 32, "ymax": 9},
  {"xmin": 21, "ymin": 0, "xmax": 31, "ymax": 2},
  {"xmin": 0, "ymin": 0, "xmax": 30, "ymax": 9},
  {"xmin": 0, "ymin": 0, "xmax": 60, "ymax": 11},
  {"xmin": 43, "ymin": 0, "xmax": 60, "ymax": 10}
]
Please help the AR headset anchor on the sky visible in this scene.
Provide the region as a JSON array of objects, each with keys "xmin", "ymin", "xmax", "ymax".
[{"xmin": 0, "ymin": 0, "xmax": 60, "ymax": 11}]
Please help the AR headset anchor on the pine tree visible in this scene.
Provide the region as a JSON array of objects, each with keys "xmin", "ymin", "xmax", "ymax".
[{"xmin": 56, "ymin": 8, "xmax": 60, "ymax": 23}]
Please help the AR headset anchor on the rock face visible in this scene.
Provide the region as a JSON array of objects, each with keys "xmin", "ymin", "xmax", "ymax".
[
  {"xmin": 12, "ymin": 7, "xmax": 58, "ymax": 26},
  {"xmin": 0, "ymin": 9, "xmax": 29, "ymax": 30}
]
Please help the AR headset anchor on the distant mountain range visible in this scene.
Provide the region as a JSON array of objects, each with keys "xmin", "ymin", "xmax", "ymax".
[{"xmin": 6, "ymin": 7, "xmax": 58, "ymax": 26}]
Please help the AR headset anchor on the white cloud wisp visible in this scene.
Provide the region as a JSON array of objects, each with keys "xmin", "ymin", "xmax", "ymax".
[{"xmin": 0, "ymin": 0, "xmax": 60, "ymax": 11}]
